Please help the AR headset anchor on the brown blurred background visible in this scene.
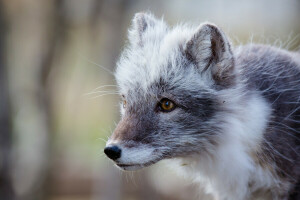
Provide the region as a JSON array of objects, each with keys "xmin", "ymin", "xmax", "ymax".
[{"xmin": 0, "ymin": 0, "xmax": 299, "ymax": 200}]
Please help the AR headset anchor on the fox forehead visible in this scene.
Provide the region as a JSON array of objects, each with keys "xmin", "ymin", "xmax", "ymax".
[
  {"xmin": 115, "ymin": 27, "xmax": 192, "ymax": 90},
  {"xmin": 115, "ymin": 26, "xmax": 202, "ymax": 97}
]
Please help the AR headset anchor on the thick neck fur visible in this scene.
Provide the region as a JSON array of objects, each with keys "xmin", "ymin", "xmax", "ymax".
[{"xmin": 170, "ymin": 92, "xmax": 274, "ymax": 200}]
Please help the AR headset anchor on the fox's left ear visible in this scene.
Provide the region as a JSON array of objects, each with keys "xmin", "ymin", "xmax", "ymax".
[
  {"xmin": 129, "ymin": 12, "xmax": 167, "ymax": 47},
  {"xmin": 185, "ymin": 23, "xmax": 235, "ymax": 88}
]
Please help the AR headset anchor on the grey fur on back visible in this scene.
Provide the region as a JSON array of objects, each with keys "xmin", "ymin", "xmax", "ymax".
[{"xmin": 237, "ymin": 45, "xmax": 300, "ymax": 199}]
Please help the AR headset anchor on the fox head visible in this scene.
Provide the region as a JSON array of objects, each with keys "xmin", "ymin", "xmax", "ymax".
[{"xmin": 104, "ymin": 13, "xmax": 237, "ymax": 170}]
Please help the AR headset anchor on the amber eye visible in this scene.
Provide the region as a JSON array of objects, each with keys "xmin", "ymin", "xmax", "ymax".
[
  {"xmin": 159, "ymin": 98, "xmax": 176, "ymax": 112},
  {"xmin": 122, "ymin": 100, "xmax": 126, "ymax": 108}
]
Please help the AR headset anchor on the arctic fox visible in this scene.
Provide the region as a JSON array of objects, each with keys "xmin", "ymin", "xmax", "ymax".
[{"xmin": 104, "ymin": 13, "xmax": 300, "ymax": 200}]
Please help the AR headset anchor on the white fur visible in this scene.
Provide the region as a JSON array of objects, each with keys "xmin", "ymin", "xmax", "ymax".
[{"xmin": 116, "ymin": 23, "xmax": 200, "ymax": 97}]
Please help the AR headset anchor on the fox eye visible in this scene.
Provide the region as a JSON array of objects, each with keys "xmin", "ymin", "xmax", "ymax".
[
  {"xmin": 122, "ymin": 100, "xmax": 127, "ymax": 108},
  {"xmin": 158, "ymin": 98, "xmax": 176, "ymax": 112}
]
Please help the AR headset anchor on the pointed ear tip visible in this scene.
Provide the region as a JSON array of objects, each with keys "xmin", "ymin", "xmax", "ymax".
[
  {"xmin": 203, "ymin": 22, "xmax": 217, "ymax": 27},
  {"xmin": 132, "ymin": 12, "xmax": 143, "ymax": 23},
  {"xmin": 133, "ymin": 12, "xmax": 153, "ymax": 21},
  {"xmin": 199, "ymin": 22, "xmax": 220, "ymax": 31},
  {"xmin": 133, "ymin": 12, "xmax": 145, "ymax": 19}
]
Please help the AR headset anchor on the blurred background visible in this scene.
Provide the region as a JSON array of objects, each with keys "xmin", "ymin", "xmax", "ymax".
[{"xmin": 0, "ymin": 0, "xmax": 299, "ymax": 200}]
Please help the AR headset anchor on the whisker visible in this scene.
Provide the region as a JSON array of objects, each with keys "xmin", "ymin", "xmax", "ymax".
[
  {"xmin": 79, "ymin": 54, "xmax": 115, "ymax": 75},
  {"xmin": 84, "ymin": 90, "xmax": 118, "ymax": 96},
  {"xmin": 87, "ymin": 92, "xmax": 119, "ymax": 99},
  {"xmin": 96, "ymin": 137, "xmax": 108, "ymax": 143},
  {"xmin": 90, "ymin": 85, "xmax": 117, "ymax": 92},
  {"xmin": 99, "ymin": 152, "xmax": 105, "ymax": 157}
]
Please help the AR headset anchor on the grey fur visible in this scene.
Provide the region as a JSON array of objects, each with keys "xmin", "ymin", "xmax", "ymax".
[
  {"xmin": 237, "ymin": 45, "xmax": 300, "ymax": 199},
  {"xmin": 106, "ymin": 13, "xmax": 300, "ymax": 200}
]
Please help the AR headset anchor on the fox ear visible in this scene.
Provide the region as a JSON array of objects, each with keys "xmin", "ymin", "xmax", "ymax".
[
  {"xmin": 129, "ymin": 12, "xmax": 166, "ymax": 47},
  {"xmin": 185, "ymin": 24, "xmax": 235, "ymax": 88}
]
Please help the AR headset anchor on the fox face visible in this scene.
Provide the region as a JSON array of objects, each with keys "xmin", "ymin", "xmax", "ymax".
[{"xmin": 105, "ymin": 13, "xmax": 237, "ymax": 170}]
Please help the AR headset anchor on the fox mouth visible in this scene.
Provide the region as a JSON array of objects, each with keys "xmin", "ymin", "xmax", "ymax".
[
  {"xmin": 115, "ymin": 163, "xmax": 144, "ymax": 170},
  {"xmin": 115, "ymin": 159, "xmax": 160, "ymax": 171},
  {"xmin": 117, "ymin": 163, "xmax": 137, "ymax": 168}
]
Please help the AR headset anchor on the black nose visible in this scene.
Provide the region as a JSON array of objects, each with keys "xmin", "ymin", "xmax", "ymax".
[{"xmin": 104, "ymin": 145, "xmax": 121, "ymax": 160}]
